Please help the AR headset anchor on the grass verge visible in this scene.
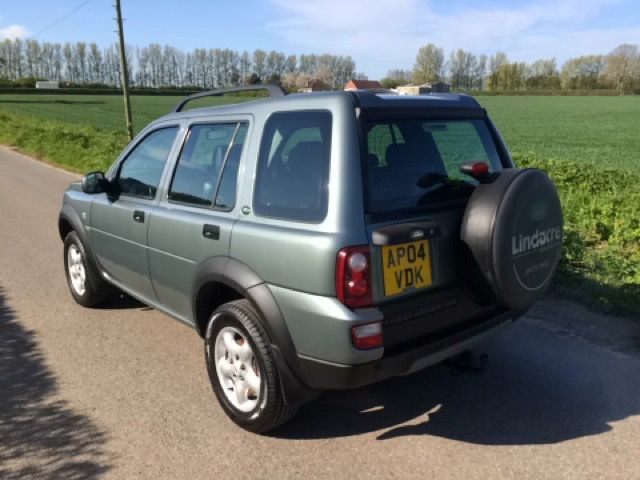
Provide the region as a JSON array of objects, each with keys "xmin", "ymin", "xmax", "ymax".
[{"xmin": 0, "ymin": 110, "xmax": 127, "ymax": 173}]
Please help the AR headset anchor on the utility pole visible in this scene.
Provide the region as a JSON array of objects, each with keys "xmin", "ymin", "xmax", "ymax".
[{"xmin": 115, "ymin": 0, "xmax": 133, "ymax": 141}]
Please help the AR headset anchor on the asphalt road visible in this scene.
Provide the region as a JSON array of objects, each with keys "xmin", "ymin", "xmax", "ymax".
[{"xmin": 1, "ymin": 146, "xmax": 639, "ymax": 480}]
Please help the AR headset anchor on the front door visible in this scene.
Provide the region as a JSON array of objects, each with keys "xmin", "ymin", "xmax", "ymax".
[
  {"xmin": 90, "ymin": 126, "xmax": 179, "ymax": 303},
  {"xmin": 147, "ymin": 122, "xmax": 248, "ymax": 321}
]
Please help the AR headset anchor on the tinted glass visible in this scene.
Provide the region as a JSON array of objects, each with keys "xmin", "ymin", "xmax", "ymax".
[
  {"xmin": 214, "ymin": 124, "xmax": 247, "ymax": 210},
  {"xmin": 365, "ymin": 119, "xmax": 502, "ymax": 212},
  {"xmin": 169, "ymin": 123, "xmax": 237, "ymax": 207},
  {"xmin": 119, "ymin": 127, "xmax": 177, "ymax": 198},
  {"xmin": 254, "ymin": 111, "xmax": 332, "ymax": 222}
]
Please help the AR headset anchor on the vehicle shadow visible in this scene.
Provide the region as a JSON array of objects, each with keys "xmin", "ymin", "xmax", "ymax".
[
  {"xmin": 99, "ymin": 291, "xmax": 146, "ymax": 310},
  {"xmin": 0, "ymin": 287, "xmax": 112, "ymax": 479},
  {"xmin": 275, "ymin": 321, "xmax": 640, "ymax": 444}
]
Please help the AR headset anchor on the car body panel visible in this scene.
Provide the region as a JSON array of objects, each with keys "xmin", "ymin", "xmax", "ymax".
[{"xmin": 60, "ymin": 90, "xmax": 523, "ymax": 397}]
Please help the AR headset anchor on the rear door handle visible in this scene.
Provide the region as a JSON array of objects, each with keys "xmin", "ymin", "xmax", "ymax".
[
  {"xmin": 202, "ymin": 224, "xmax": 220, "ymax": 240},
  {"xmin": 133, "ymin": 210, "xmax": 145, "ymax": 223}
]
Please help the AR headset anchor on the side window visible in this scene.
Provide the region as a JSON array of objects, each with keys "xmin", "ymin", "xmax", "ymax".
[
  {"xmin": 254, "ymin": 111, "xmax": 332, "ymax": 223},
  {"xmin": 118, "ymin": 127, "xmax": 178, "ymax": 199},
  {"xmin": 168, "ymin": 123, "xmax": 238, "ymax": 207},
  {"xmin": 214, "ymin": 124, "xmax": 247, "ymax": 210}
]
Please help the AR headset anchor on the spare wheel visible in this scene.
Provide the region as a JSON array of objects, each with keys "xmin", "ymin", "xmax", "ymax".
[{"xmin": 460, "ymin": 168, "xmax": 563, "ymax": 310}]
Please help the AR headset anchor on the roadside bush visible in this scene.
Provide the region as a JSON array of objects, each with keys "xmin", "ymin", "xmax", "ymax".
[
  {"xmin": 515, "ymin": 154, "xmax": 640, "ymax": 317},
  {"xmin": 0, "ymin": 111, "xmax": 126, "ymax": 172}
]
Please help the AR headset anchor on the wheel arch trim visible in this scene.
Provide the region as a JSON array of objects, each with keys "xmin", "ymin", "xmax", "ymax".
[{"xmin": 192, "ymin": 257, "xmax": 316, "ymax": 404}]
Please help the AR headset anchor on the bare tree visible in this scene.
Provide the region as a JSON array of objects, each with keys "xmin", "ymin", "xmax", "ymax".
[
  {"xmin": 239, "ymin": 51, "xmax": 251, "ymax": 83},
  {"xmin": 413, "ymin": 43, "xmax": 445, "ymax": 83},
  {"xmin": 252, "ymin": 49, "xmax": 267, "ymax": 80},
  {"xmin": 604, "ymin": 44, "xmax": 639, "ymax": 94}
]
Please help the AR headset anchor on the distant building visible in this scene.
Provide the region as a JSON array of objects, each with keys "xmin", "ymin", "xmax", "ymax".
[
  {"xmin": 394, "ymin": 82, "xmax": 451, "ymax": 95},
  {"xmin": 35, "ymin": 80, "xmax": 59, "ymax": 89},
  {"xmin": 344, "ymin": 79, "xmax": 383, "ymax": 91},
  {"xmin": 298, "ymin": 79, "xmax": 331, "ymax": 93},
  {"xmin": 425, "ymin": 82, "xmax": 450, "ymax": 93}
]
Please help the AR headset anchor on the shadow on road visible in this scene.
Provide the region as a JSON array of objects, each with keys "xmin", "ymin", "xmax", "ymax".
[
  {"xmin": 0, "ymin": 287, "xmax": 111, "ymax": 479},
  {"xmin": 99, "ymin": 292, "xmax": 146, "ymax": 310},
  {"xmin": 276, "ymin": 322, "xmax": 640, "ymax": 443}
]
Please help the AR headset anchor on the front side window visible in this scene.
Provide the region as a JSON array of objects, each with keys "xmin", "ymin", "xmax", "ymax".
[
  {"xmin": 169, "ymin": 123, "xmax": 241, "ymax": 207},
  {"xmin": 365, "ymin": 119, "xmax": 502, "ymax": 213},
  {"xmin": 118, "ymin": 127, "xmax": 178, "ymax": 198},
  {"xmin": 254, "ymin": 111, "xmax": 332, "ymax": 222}
]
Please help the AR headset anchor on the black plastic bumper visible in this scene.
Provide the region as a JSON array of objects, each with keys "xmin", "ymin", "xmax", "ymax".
[{"xmin": 297, "ymin": 310, "xmax": 520, "ymax": 390}]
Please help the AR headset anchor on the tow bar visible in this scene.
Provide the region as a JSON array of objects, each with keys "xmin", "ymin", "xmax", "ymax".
[{"xmin": 446, "ymin": 350, "xmax": 488, "ymax": 375}]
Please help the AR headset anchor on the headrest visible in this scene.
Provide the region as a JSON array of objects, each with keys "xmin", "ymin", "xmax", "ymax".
[{"xmin": 385, "ymin": 143, "xmax": 415, "ymax": 169}]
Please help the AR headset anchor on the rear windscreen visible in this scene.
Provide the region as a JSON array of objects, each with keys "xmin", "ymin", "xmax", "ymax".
[{"xmin": 365, "ymin": 119, "xmax": 503, "ymax": 212}]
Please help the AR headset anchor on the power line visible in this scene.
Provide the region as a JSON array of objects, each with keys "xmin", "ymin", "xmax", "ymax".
[{"xmin": 30, "ymin": 0, "xmax": 92, "ymax": 38}]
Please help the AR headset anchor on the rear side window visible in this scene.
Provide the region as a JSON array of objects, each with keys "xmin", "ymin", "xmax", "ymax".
[
  {"xmin": 254, "ymin": 111, "xmax": 332, "ymax": 222},
  {"xmin": 169, "ymin": 123, "xmax": 246, "ymax": 209},
  {"xmin": 118, "ymin": 127, "xmax": 178, "ymax": 199},
  {"xmin": 365, "ymin": 119, "xmax": 502, "ymax": 212}
]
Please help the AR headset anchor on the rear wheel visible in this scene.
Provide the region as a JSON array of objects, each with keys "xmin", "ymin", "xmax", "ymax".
[
  {"xmin": 63, "ymin": 231, "xmax": 111, "ymax": 307},
  {"xmin": 205, "ymin": 299, "xmax": 297, "ymax": 433}
]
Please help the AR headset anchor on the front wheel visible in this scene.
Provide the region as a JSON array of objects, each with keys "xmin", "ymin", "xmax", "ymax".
[
  {"xmin": 63, "ymin": 231, "xmax": 111, "ymax": 307},
  {"xmin": 204, "ymin": 299, "xmax": 297, "ymax": 433}
]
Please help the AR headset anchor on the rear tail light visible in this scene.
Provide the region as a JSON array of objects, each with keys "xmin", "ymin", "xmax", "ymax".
[
  {"xmin": 351, "ymin": 322, "xmax": 383, "ymax": 349},
  {"xmin": 336, "ymin": 245, "xmax": 372, "ymax": 308}
]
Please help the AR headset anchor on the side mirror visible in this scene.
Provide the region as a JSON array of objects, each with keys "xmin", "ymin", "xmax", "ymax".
[{"xmin": 81, "ymin": 171, "xmax": 108, "ymax": 194}]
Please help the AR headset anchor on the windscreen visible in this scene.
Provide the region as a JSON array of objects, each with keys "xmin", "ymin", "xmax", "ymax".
[{"xmin": 365, "ymin": 119, "xmax": 503, "ymax": 212}]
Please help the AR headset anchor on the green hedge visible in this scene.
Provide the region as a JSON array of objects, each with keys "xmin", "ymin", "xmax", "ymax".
[
  {"xmin": 0, "ymin": 87, "xmax": 201, "ymax": 96},
  {"xmin": 515, "ymin": 154, "xmax": 640, "ymax": 318}
]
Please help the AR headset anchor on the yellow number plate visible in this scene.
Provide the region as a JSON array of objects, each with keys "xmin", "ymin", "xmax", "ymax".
[{"xmin": 382, "ymin": 240, "xmax": 432, "ymax": 297}]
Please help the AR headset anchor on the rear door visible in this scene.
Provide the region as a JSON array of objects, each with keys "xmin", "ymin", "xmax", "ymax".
[
  {"xmin": 147, "ymin": 120, "xmax": 249, "ymax": 322},
  {"xmin": 363, "ymin": 118, "xmax": 504, "ymax": 303}
]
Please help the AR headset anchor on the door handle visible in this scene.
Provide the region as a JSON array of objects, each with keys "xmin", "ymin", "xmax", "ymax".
[
  {"xmin": 202, "ymin": 224, "xmax": 220, "ymax": 240},
  {"xmin": 133, "ymin": 210, "xmax": 145, "ymax": 223}
]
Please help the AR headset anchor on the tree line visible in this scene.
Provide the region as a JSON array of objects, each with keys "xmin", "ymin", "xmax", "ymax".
[
  {"xmin": 384, "ymin": 43, "xmax": 640, "ymax": 94},
  {"xmin": 0, "ymin": 39, "xmax": 359, "ymax": 90},
  {"xmin": 2, "ymin": 38, "xmax": 639, "ymax": 94}
]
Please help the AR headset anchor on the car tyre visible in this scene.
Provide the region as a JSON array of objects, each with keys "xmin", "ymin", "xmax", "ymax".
[
  {"xmin": 205, "ymin": 299, "xmax": 298, "ymax": 433},
  {"xmin": 63, "ymin": 231, "xmax": 111, "ymax": 307}
]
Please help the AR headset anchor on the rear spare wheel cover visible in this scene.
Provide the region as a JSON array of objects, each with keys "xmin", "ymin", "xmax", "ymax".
[
  {"xmin": 461, "ymin": 168, "xmax": 563, "ymax": 310},
  {"xmin": 492, "ymin": 169, "xmax": 563, "ymax": 309}
]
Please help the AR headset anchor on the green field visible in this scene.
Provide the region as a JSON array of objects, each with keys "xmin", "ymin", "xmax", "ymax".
[
  {"xmin": 0, "ymin": 94, "xmax": 638, "ymax": 171},
  {"xmin": 0, "ymin": 94, "xmax": 248, "ymax": 133},
  {"xmin": 479, "ymin": 96, "xmax": 640, "ymax": 171},
  {"xmin": 0, "ymin": 93, "xmax": 638, "ymax": 317}
]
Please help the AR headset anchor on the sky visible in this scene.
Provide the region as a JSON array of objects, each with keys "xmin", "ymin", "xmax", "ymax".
[{"xmin": 1, "ymin": 0, "xmax": 639, "ymax": 78}]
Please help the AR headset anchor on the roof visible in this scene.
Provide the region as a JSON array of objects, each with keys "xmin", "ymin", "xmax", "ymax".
[
  {"xmin": 159, "ymin": 90, "xmax": 483, "ymax": 125},
  {"xmin": 344, "ymin": 79, "xmax": 383, "ymax": 90},
  {"xmin": 351, "ymin": 91, "xmax": 481, "ymax": 110}
]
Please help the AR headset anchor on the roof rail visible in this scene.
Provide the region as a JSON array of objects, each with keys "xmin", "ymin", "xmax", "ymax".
[{"xmin": 172, "ymin": 84, "xmax": 286, "ymax": 113}]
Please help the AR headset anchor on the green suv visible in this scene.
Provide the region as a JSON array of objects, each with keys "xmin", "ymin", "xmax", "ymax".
[{"xmin": 59, "ymin": 85, "xmax": 563, "ymax": 432}]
